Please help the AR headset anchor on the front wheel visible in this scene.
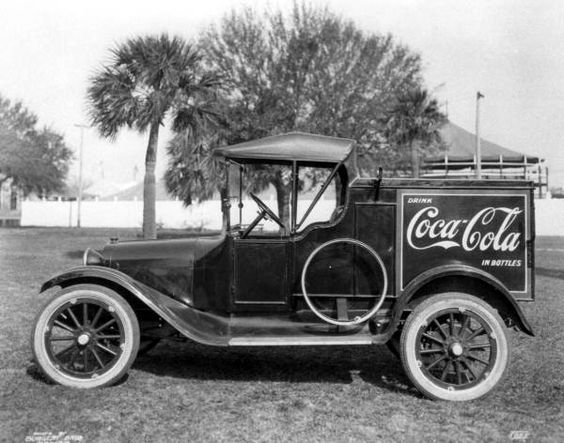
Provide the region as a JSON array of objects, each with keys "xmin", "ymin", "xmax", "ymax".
[
  {"xmin": 32, "ymin": 284, "xmax": 140, "ymax": 388},
  {"xmin": 400, "ymin": 293, "xmax": 509, "ymax": 401}
]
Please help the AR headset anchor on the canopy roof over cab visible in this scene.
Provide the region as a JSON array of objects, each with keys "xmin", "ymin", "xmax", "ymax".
[{"xmin": 215, "ymin": 132, "xmax": 354, "ymax": 164}]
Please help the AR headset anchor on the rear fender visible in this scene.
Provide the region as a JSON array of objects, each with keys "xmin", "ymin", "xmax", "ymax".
[
  {"xmin": 41, "ymin": 266, "xmax": 230, "ymax": 346},
  {"xmin": 391, "ymin": 265, "xmax": 534, "ymax": 336}
]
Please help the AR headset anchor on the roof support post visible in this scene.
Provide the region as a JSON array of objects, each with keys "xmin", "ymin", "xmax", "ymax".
[{"xmin": 291, "ymin": 161, "xmax": 298, "ymax": 233}]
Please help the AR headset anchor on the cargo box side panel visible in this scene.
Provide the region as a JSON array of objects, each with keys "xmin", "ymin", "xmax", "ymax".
[
  {"xmin": 397, "ymin": 189, "xmax": 531, "ymax": 299},
  {"xmin": 354, "ymin": 203, "xmax": 395, "ymax": 297}
]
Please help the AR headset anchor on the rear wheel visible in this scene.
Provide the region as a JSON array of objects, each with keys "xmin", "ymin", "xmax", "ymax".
[
  {"xmin": 32, "ymin": 284, "xmax": 140, "ymax": 388},
  {"xmin": 400, "ymin": 293, "xmax": 509, "ymax": 401}
]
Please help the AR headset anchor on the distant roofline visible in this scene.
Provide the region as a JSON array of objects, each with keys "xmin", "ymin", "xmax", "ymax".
[{"xmin": 426, "ymin": 121, "xmax": 541, "ymax": 164}]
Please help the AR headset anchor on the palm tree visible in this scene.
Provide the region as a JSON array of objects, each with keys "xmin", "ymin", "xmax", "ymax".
[
  {"xmin": 165, "ymin": 131, "xmax": 228, "ymax": 228},
  {"xmin": 384, "ymin": 87, "xmax": 445, "ymax": 177},
  {"xmin": 87, "ymin": 34, "xmax": 219, "ymax": 238}
]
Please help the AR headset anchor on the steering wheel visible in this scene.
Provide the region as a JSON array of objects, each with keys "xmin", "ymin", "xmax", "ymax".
[{"xmin": 249, "ymin": 193, "xmax": 286, "ymax": 229}]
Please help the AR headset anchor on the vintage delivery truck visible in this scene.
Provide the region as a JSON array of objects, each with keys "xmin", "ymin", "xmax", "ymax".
[{"xmin": 32, "ymin": 133, "xmax": 535, "ymax": 401}]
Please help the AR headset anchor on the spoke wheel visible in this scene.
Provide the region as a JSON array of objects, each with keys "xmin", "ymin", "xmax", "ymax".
[
  {"xmin": 32, "ymin": 284, "xmax": 140, "ymax": 388},
  {"xmin": 400, "ymin": 293, "xmax": 509, "ymax": 401}
]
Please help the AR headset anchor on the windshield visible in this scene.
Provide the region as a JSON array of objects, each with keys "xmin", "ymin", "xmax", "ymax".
[{"xmin": 227, "ymin": 161, "xmax": 346, "ymax": 237}]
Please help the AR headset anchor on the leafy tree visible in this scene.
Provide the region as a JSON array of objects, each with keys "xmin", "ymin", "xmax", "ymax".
[
  {"xmin": 0, "ymin": 94, "xmax": 72, "ymax": 195},
  {"xmin": 166, "ymin": 2, "xmax": 428, "ymax": 226},
  {"xmin": 87, "ymin": 34, "xmax": 219, "ymax": 239},
  {"xmin": 0, "ymin": 95, "xmax": 37, "ymax": 137},
  {"xmin": 383, "ymin": 87, "xmax": 445, "ymax": 177}
]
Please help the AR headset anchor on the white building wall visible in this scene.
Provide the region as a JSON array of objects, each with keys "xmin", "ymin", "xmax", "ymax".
[{"xmin": 534, "ymin": 198, "xmax": 564, "ymax": 236}]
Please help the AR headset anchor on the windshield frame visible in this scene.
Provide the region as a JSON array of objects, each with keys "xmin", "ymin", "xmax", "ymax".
[{"xmin": 226, "ymin": 159, "xmax": 348, "ymax": 237}]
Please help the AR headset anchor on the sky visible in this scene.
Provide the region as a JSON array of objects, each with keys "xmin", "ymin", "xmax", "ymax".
[{"xmin": 1, "ymin": 0, "xmax": 563, "ymax": 188}]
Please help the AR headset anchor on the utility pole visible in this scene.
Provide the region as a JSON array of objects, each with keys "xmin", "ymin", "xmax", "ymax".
[
  {"xmin": 74, "ymin": 124, "xmax": 89, "ymax": 228},
  {"xmin": 475, "ymin": 91, "xmax": 484, "ymax": 179}
]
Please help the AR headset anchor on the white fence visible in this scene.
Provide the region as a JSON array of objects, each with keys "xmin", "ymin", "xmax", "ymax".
[
  {"xmin": 20, "ymin": 198, "xmax": 564, "ymax": 236},
  {"xmin": 21, "ymin": 200, "xmax": 224, "ymax": 230},
  {"xmin": 20, "ymin": 198, "xmax": 336, "ymax": 231}
]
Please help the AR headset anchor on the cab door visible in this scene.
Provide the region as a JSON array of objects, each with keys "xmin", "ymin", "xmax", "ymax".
[{"xmin": 232, "ymin": 238, "xmax": 289, "ymax": 308}]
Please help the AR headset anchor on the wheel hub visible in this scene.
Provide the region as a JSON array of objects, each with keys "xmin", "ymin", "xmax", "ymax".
[
  {"xmin": 77, "ymin": 333, "xmax": 91, "ymax": 346},
  {"xmin": 449, "ymin": 342, "xmax": 463, "ymax": 357}
]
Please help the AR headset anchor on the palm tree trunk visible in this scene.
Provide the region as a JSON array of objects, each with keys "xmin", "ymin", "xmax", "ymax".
[
  {"xmin": 410, "ymin": 140, "xmax": 420, "ymax": 178},
  {"xmin": 143, "ymin": 122, "xmax": 159, "ymax": 239}
]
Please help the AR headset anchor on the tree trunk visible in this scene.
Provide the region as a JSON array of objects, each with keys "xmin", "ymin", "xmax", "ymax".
[
  {"xmin": 276, "ymin": 186, "xmax": 291, "ymax": 233},
  {"xmin": 272, "ymin": 176, "xmax": 291, "ymax": 233},
  {"xmin": 410, "ymin": 139, "xmax": 420, "ymax": 178},
  {"xmin": 143, "ymin": 123, "xmax": 159, "ymax": 239}
]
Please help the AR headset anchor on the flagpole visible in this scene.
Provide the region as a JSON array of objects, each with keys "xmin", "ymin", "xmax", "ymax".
[{"xmin": 475, "ymin": 91, "xmax": 484, "ymax": 179}]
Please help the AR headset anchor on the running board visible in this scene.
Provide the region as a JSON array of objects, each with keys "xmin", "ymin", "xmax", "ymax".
[{"xmin": 228, "ymin": 335, "xmax": 374, "ymax": 346}]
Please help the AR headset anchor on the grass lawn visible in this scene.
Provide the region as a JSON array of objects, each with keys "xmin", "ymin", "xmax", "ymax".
[{"xmin": 1, "ymin": 228, "xmax": 563, "ymax": 442}]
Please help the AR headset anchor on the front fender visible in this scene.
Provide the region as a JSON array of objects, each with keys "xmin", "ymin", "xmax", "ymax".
[
  {"xmin": 41, "ymin": 266, "xmax": 230, "ymax": 346},
  {"xmin": 395, "ymin": 265, "xmax": 534, "ymax": 336}
]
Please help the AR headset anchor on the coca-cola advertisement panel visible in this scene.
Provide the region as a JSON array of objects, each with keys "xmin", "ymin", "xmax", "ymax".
[{"xmin": 399, "ymin": 190, "xmax": 529, "ymax": 294}]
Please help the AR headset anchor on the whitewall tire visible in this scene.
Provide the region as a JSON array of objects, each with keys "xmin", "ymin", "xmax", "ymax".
[
  {"xmin": 32, "ymin": 284, "xmax": 140, "ymax": 388},
  {"xmin": 400, "ymin": 293, "xmax": 509, "ymax": 401}
]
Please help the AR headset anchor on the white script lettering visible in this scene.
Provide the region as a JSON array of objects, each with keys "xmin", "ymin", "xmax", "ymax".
[{"xmin": 406, "ymin": 206, "xmax": 522, "ymax": 252}]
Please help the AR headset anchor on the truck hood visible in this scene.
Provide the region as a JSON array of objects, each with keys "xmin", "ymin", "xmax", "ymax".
[{"xmin": 98, "ymin": 234, "xmax": 226, "ymax": 305}]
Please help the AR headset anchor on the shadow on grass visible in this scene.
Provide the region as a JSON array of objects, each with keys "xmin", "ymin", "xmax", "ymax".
[
  {"xmin": 26, "ymin": 362, "xmax": 131, "ymax": 386},
  {"xmin": 26, "ymin": 364, "xmax": 54, "ymax": 385},
  {"xmin": 536, "ymin": 266, "xmax": 564, "ymax": 280},
  {"xmin": 25, "ymin": 341, "xmax": 420, "ymax": 397},
  {"xmin": 134, "ymin": 341, "xmax": 421, "ymax": 397}
]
